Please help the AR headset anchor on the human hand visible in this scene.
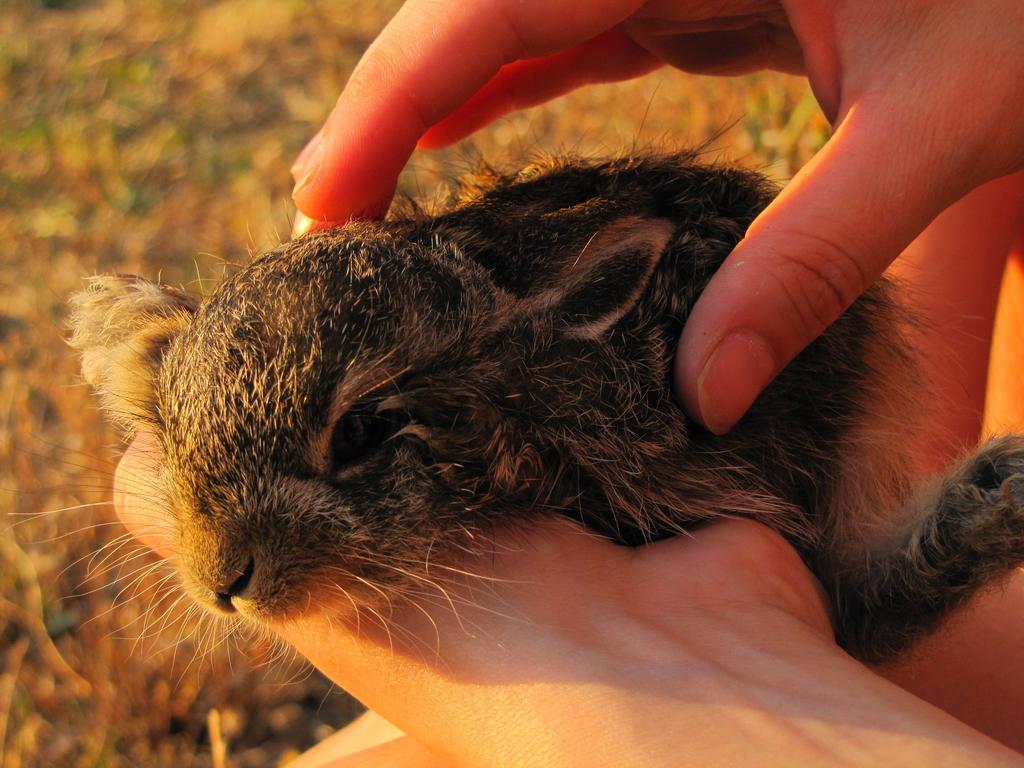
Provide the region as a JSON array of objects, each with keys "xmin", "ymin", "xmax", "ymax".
[
  {"xmin": 290, "ymin": 0, "xmax": 1024, "ymax": 433},
  {"xmin": 114, "ymin": 436, "xmax": 1023, "ymax": 767}
]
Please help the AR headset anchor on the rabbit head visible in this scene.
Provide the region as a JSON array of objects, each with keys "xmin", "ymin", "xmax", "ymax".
[{"xmin": 72, "ymin": 154, "xmax": 889, "ymax": 624}]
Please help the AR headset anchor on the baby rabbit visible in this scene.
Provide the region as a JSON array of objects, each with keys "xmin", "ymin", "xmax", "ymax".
[{"xmin": 70, "ymin": 153, "xmax": 1024, "ymax": 662}]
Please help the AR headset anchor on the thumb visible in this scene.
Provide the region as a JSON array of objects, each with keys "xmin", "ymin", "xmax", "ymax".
[
  {"xmin": 676, "ymin": 100, "xmax": 980, "ymax": 434},
  {"xmin": 113, "ymin": 430, "xmax": 177, "ymax": 559}
]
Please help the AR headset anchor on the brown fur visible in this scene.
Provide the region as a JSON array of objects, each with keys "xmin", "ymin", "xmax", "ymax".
[{"xmin": 69, "ymin": 153, "xmax": 1024, "ymax": 661}]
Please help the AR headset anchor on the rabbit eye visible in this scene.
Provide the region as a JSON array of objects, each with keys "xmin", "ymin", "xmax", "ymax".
[{"xmin": 329, "ymin": 405, "xmax": 395, "ymax": 472}]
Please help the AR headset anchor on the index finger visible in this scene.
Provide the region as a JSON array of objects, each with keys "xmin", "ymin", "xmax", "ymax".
[{"xmin": 291, "ymin": 0, "xmax": 646, "ymax": 224}]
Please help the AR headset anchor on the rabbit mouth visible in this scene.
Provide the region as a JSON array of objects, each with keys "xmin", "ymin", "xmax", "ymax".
[{"xmin": 181, "ymin": 546, "xmax": 395, "ymax": 624}]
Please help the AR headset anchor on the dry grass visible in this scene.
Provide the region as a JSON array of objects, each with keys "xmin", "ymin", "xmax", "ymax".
[{"xmin": 0, "ymin": 0, "xmax": 830, "ymax": 765}]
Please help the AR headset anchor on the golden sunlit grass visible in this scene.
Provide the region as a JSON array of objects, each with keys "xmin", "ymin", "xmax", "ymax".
[{"xmin": 0, "ymin": 0, "xmax": 829, "ymax": 765}]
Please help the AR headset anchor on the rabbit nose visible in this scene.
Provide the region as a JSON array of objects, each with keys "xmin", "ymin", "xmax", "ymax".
[{"xmin": 213, "ymin": 556, "xmax": 255, "ymax": 613}]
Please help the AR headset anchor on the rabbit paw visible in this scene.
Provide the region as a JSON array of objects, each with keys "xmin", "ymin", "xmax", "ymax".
[{"xmin": 957, "ymin": 436, "xmax": 1024, "ymax": 506}]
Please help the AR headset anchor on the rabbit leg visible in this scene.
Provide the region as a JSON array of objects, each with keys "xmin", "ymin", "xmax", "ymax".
[{"xmin": 831, "ymin": 435, "xmax": 1024, "ymax": 662}]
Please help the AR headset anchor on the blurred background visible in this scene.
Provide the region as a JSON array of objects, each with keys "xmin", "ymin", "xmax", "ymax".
[{"xmin": 0, "ymin": 0, "xmax": 830, "ymax": 765}]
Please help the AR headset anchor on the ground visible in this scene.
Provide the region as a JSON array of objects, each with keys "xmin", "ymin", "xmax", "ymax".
[{"xmin": 0, "ymin": 1, "xmax": 829, "ymax": 765}]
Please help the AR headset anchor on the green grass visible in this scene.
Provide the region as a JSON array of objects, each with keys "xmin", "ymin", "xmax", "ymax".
[{"xmin": 0, "ymin": 0, "xmax": 828, "ymax": 764}]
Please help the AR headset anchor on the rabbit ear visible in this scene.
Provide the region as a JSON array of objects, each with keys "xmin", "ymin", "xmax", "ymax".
[
  {"xmin": 69, "ymin": 275, "xmax": 197, "ymax": 437},
  {"xmin": 541, "ymin": 217, "xmax": 674, "ymax": 340}
]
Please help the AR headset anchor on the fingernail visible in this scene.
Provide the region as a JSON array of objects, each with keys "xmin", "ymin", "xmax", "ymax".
[
  {"xmin": 292, "ymin": 211, "xmax": 314, "ymax": 238},
  {"xmin": 697, "ymin": 331, "xmax": 778, "ymax": 435},
  {"xmin": 290, "ymin": 128, "xmax": 324, "ymax": 180},
  {"xmin": 292, "ymin": 139, "xmax": 324, "ymax": 199}
]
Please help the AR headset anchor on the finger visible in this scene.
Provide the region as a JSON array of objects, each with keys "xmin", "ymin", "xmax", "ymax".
[
  {"xmin": 625, "ymin": 22, "xmax": 804, "ymax": 76},
  {"xmin": 318, "ymin": 736, "xmax": 449, "ymax": 768},
  {"xmin": 289, "ymin": 730, "xmax": 443, "ymax": 768},
  {"xmin": 292, "ymin": 0, "xmax": 647, "ymax": 223},
  {"xmin": 676, "ymin": 99, "xmax": 983, "ymax": 434},
  {"xmin": 113, "ymin": 431, "xmax": 177, "ymax": 559},
  {"xmin": 292, "ymin": 178, "xmax": 396, "ymax": 237},
  {"xmin": 419, "ymin": 30, "xmax": 660, "ymax": 149},
  {"xmin": 287, "ymin": 711, "xmax": 407, "ymax": 768}
]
